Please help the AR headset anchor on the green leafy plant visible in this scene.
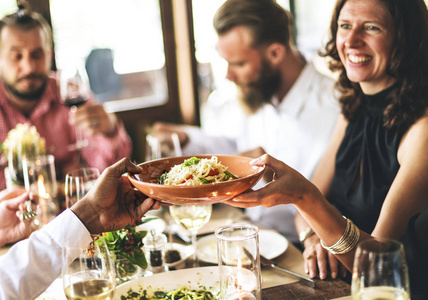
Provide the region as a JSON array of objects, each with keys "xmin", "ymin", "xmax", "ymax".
[{"xmin": 96, "ymin": 217, "xmax": 157, "ymax": 269}]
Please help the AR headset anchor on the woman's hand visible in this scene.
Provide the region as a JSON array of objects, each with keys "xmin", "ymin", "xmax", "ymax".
[
  {"xmin": 225, "ymin": 154, "xmax": 318, "ymax": 208},
  {"xmin": 0, "ymin": 189, "xmax": 37, "ymax": 247},
  {"xmin": 303, "ymin": 234, "xmax": 348, "ymax": 279}
]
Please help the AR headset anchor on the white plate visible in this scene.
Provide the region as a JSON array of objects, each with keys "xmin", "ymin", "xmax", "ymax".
[
  {"xmin": 114, "ymin": 266, "xmax": 220, "ymax": 299},
  {"xmin": 164, "ymin": 243, "xmax": 194, "ymax": 268},
  {"xmin": 196, "ymin": 229, "xmax": 288, "ymax": 264}
]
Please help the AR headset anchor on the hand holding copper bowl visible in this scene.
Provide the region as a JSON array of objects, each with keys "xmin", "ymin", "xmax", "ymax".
[{"xmin": 128, "ymin": 155, "xmax": 266, "ymax": 205}]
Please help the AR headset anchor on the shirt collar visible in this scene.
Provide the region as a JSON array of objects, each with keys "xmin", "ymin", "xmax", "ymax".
[{"xmin": 275, "ymin": 63, "xmax": 318, "ymax": 117}]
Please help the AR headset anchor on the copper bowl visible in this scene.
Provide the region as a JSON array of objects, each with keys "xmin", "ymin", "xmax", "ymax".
[{"xmin": 128, "ymin": 155, "xmax": 265, "ymax": 205}]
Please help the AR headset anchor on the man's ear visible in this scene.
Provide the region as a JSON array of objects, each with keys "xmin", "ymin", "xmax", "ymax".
[{"xmin": 265, "ymin": 42, "xmax": 286, "ymax": 66}]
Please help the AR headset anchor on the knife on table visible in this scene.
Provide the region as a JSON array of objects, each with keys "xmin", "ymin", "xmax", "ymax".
[{"xmin": 260, "ymin": 254, "xmax": 316, "ymax": 288}]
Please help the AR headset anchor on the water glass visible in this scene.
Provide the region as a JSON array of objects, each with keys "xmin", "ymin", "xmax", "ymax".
[
  {"xmin": 351, "ymin": 239, "xmax": 410, "ymax": 300},
  {"xmin": 22, "ymin": 154, "xmax": 58, "ymax": 225},
  {"xmin": 145, "ymin": 132, "xmax": 182, "ymax": 160},
  {"xmin": 65, "ymin": 167, "xmax": 100, "ymax": 208},
  {"xmin": 216, "ymin": 223, "xmax": 262, "ymax": 300}
]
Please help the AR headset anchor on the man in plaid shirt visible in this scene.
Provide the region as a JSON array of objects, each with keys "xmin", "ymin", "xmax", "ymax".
[{"xmin": 0, "ymin": 8, "xmax": 132, "ymax": 191}]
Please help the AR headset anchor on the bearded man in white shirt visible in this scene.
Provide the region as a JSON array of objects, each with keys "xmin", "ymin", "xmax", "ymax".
[{"xmin": 152, "ymin": 0, "xmax": 339, "ymax": 244}]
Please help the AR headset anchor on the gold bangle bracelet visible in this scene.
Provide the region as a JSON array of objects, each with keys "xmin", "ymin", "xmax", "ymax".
[{"xmin": 320, "ymin": 217, "xmax": 360, "ymax": 255}]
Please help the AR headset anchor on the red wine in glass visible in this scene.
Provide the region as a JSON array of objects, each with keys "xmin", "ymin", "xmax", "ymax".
[
  {"xmin": 63, "ymin": 96, "xmax": 88, "ymax": 108},
  {"xmin": 59, "ymin": 66, "xmax": 91, "ymax": 152}
]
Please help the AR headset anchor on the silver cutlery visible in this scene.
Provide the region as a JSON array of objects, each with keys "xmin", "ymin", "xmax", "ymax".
[
  {"xmin": 260, "ymin": 254, "xmax": 316, "ymax": 288},
  {"xmin": 22, "ymin": 200, "xmax": 37, "ymax": 219}
]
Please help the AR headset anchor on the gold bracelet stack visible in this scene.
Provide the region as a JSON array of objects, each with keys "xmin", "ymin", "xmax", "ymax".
[{"xmin": 320, "ymin": 217, "xmax": 360, "ymax": 255}]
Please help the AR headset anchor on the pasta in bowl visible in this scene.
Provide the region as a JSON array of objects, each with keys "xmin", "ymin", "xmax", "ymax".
[{"xmin": 128, "ymin": 155, "xmax": 265, "ymax": 205}]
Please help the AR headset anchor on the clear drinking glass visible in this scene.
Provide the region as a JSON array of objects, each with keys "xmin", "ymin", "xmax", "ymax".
[
  {"xmin": 216, "ymin": 223, "xmax": 262, "ymax": 300},
  {"xmin": 145, "ymin": 131, "xmax": 182, "ymax": 161},
  {"xmin": 351, "ymin": 239, "xmax": 411, "ymax": 300},
  {"xmin": 169, "ymin": 204, "xmax": 212, "ymax": 267},
  {"xmin": 65, "ymin": 167, "xmax": 100, "ymax": 208},
  {"xmin": 62, "ymin": 239, "xmax": 116, "ymax": 300},
  {"xmin": 21, "ymin": 154, "xmax": 58, "ymax": 225}
]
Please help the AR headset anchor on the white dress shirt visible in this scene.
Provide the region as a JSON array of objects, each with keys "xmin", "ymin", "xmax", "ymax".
[
  {"xmin": 183, "ymin": 62, "xmax": 340, "ymax": 243},
  {"xmin": 0, "ymin": 209, "xmax": 92, "ymax": 300}
]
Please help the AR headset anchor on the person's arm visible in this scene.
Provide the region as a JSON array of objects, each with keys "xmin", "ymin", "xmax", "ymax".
[
  {"xmin": 72, "ymin": 98, "xmax": 133, "ymax": 170},
  {"xmin": 225, "ymin": 154, "xmax": 372, "ymax": 270},
  {"xmin": 81, "ymin": 118, "xmax": 132, "ymax": 171},
  {"xmin": 228, "ymin": 114, "xmax": 428, "ymax": 272},
  {"xmin": 0, "ymin": 158, "xmax": 160, "ymax": 299},
  {"xmin": 0, "ymin": 209, "xmax": 92, "ymax": 299},
  {"xmin": 371, "ymin": 114, "xmax": 428, "ymax": 239},
  {"xmin": 151, "ymin": 121, "xmax": 237, "ymax": 156}
]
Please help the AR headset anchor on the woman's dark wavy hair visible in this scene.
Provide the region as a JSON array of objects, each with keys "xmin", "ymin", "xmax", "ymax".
[{"xmin": 321, "ymin": 0, "xmax": 428, "ymax": 130}]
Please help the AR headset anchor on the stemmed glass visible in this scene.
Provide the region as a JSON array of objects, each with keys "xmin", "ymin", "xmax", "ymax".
[
  {"xmin": 351, "ymin": 239, "xmax": 411, "ymax": 299},
  {"xmin": 62, "ymin": 239, "xmax": 116, "ymax": 299},
  {"xmin": 59, "ymin": 65, "xmax": 91, "ymax": 152},
  {"xmin": 169, "ymin": 204, "xmax": 212, "ymax": 267},
  {"xmin": 65, "ymin": 167, "xmax": 100, "ymax": 208},
  {"xmin": 145, "ymin": 131, "xmax": 182, "ymax": 161}
]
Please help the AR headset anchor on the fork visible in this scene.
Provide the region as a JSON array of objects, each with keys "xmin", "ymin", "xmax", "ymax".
[
  {"xmin": 242, "ymin": 246, "xmax": 316, "ymax": 288},
  {"xmin": 22, "ymin": 199, "xmax": 37, "ymax": 220},
  {"xmin": 21, "ymin": 158, "xmax": 37, "ymax": 220},
  {"xmin": 259, "ymin": 254, "xmax": 316, "ymax": 288}
]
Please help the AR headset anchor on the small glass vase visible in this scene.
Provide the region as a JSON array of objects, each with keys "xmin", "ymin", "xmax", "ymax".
[{"xmin": 114, "ymin": 256, "xmax": 144, "ymax": 285}]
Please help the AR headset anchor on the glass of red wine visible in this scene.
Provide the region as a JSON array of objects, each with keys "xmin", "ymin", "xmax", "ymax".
[{"xmin": 59, "ymin": 65, "xmax": 91, "ymax": 151}]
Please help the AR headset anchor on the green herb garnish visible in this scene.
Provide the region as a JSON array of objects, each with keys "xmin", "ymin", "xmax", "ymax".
[
  {"xmin": 199, "ymin": 177, "xmax": 212, "ymax": 184},
  {"xmin": 158, "ymin": 171, "xmax": 168, "ymax": 185},
  {"xmin": 182, "ymin": 157, "xmax": 201, "ymax": 167},
  {"xmin": 224, "ymin": 170, "xmax": 238, "ymax": 180}
]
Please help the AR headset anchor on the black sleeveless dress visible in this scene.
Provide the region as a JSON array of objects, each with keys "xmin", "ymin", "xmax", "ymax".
[{"xmin": 328, "ymin": 88, "xmax": 428, "ymax": 298}]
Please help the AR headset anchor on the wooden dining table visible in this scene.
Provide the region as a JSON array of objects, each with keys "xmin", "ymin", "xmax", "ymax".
[
  {"xmin": 0, "ymin": 203, "xmax": 352, "ymax": 299},
  {"xmin": 169, "ymin": 203, "xmax": 352, "ymax": 300}
]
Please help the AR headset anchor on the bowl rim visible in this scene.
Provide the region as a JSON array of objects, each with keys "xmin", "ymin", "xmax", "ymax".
[{"xmin": 128, "ymin": 154, "xmax": 266, "ymax": 188}]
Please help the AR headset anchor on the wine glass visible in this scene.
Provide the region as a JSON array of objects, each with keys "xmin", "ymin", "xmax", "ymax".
[
  {"xmin": 58, "ymin": 65, "xmax": 91, "ymax": 152},
  {"xmin": 169, "ymin": 204, "xmax": 212, "ymax": 267},
  {"xmin": 65, "ymin": 167, "xmax": 100, "ymax": 208},
  {"xmin": 351, "ymin": 239, "xmax": 411, "ymax": 300},
  {"xmin": 62, "ymin": 239, "xmax": 116, "ymax": 299},
  {"xmin": 145, "ymin": 131, "xmax": 182, "ymax": 161}
]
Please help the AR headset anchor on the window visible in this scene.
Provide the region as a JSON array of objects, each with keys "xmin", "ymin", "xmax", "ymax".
[
  {"xmin": 0, "ymin": 1, "xmax": 17, "ymax": 16},
  {"xmin": 294, "ymin": 0, "xmax": 336, "ymax": 59},
  {"xmin": 49, "ymin": 0, "xmax": 168, "ymax": 112}
]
